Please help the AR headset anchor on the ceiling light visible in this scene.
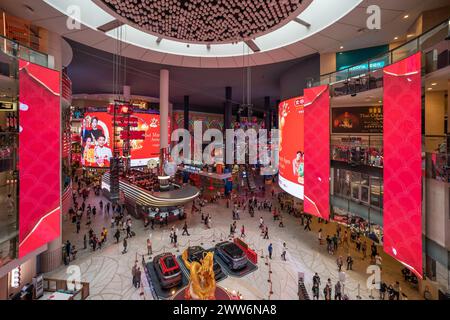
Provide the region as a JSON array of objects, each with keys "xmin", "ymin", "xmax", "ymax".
[
  {"xmin": 427, "ymin": 88, "xmax": 433, "ymax": 91},
  {"xmin": 403, "ymin": 15, "xmax": 409, "ymax": 19},
  {"xmin": 407, "ymin": 34, "xmax": 414, "ymax": 38},
  {"xmin": 339, "ymin": 46, "xmax": 344, "ymax": 50},
  {"xmin": 394, "ymin": 36, "xmax": 399, "ymax": 40},
  {"xmin": 431, "ymin": 83, "xmax": 437, "ymax": 86},
  {"xmin": 378, "ymin": 100, "xmax": 382, "ymax": 104}
]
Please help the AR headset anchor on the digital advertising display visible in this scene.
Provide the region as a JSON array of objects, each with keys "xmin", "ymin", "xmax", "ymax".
[
  {"xmin": 18, "ymin": 59, "xmax": 61, "ymax": 258},
  {"xmin": 332, "ymin": 106, "xmax": 383, "ymax": 134},
  {"xmin": 304, "ymin": 85, "xmax": 330, "ymax": 220},
  {"xmin": 278, "ymin": 97, "xmax": 305, "ymax": 199},
  {"xmin": 81, "ymin": 111, "xmax": 161, "ymax": 168},
  {"xmin": 383, "ymin": 52, "xmax": 422, "ymax": 278}
]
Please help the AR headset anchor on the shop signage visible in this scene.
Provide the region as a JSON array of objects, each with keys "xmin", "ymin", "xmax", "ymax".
[{"xmin": 332, "ymin": 106, "xmax": 383, "ymax": 134}]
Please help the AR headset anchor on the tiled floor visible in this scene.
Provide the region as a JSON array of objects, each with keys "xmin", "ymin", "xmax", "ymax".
[{"xmin": 45, "ymin": 185, "xmax": 422, "ymax": 300}]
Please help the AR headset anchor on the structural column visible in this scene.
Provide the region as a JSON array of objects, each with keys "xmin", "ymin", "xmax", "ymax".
[
  {"xmin": 264, "ymin": 96, "xmax": 271, "ymax": 131},
  {"xmin": 224, "ymin": 87, "xmax": 232, "ymax": 168},
  {"xmin": 184, "ymin": 95, "xmax": 190, "ymax": 131},
  {"xmin": 159, "ymin": 69, "xmax": 169, "ymax": 174}
]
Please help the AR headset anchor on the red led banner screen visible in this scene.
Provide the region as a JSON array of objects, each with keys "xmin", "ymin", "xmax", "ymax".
[
  {"xmin": 18, "ymin": 60, "xmax": 61, "ymax": 257},
  {"xmin": 304, "ymin": 85, "xmax": 330, "ymax": 219},
  {"xmin": 383, "ymin": 52, "xmax": 422, "ymax": 277}
]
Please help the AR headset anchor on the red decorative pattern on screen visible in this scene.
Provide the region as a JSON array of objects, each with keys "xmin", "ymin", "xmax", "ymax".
[
  {"xmin": 383, "ymin": 53, "xmax": 422, "ymax": 278},
  {"xmin": 18, "ymin": 60, "xmax": 61, "ymax": 258},
  {"xmin": 304, "ymin": 85, "xmax": 330, "ymax": 219}
]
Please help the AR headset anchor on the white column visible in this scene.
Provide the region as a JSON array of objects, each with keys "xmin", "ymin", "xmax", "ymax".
[{"xmin": 160, "ymin": 69, "xmax": 169, "ymax": 150}]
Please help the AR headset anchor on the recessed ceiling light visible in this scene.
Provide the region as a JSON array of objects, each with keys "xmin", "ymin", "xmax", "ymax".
[
  {"xmin": 403, "ymin": 14, "xmax": 409, "ymax": 19},
  {"xmin": 339, "ymin": 46, "xmax": 344, "ymax": 50},
  {"xmin": 378, "ymin": 100, "xmax": 382, "ymax": 103},
  {"xmin": 407, "ymin": 34, "xmax": 414, "ymax": 38},
  {"xmin": 431, "ymin": 83, "xmax": 437, "ymax": 86},
  {"xmin": 394, "ymin": 36, "xmax": 399, "ymax": 40},
  {"xmin": 427, "ymin": 88, "xmax": 433, "ymax": 91}
]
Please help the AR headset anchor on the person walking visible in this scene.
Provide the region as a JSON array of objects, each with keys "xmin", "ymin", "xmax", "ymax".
[
  {"xmin": 268, "ymin": 243, "xmax": 273, "ymax": 259},
  {"xmin": 173, "ymin": 231, "xmax": 178, "ymax": 248},
  {"xmin": 182, "ymin": 221, "xmax": 190, "ymax": 236},
  {"xmin": 318, "ymin": 229, "xmax": 323, "ymax": 245},
  {"xmin": 263, "ymin": 226, "xmax": 269, "ymax": 239},
  {"xmin": 379, "ymin": 281, "xmax": 387, "ymax": 300},
  {"xmin": 240, "ymin": 225, "xmax": 246, "ymax": 238},
  {"xmin": 76, "ymin": 219, "xmax": 81, "ymax": 234},
  {"xmin": 304, "ymin": 218, "xmax": 311, "ymax": 231}
]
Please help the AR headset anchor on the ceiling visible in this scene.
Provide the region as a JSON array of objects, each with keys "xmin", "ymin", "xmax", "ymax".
[
  {"xmin": 3, "ymin": 0, "xmax": 448, "ymax": 67},
  {"xmin": 97, "ymin": 0, "xmax": 305, "ymax": 44},
  {"xmin": 66, "ymin": 39, "xmax": 319, "ymax": 113}
]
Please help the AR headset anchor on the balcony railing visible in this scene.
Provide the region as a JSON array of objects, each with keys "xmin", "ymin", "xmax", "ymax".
[
  {"xmin": 0, "ymin": 35, "xmax": 49, "ymax": 68},
  {"xmin": 316, "ymin": 18, "xmax": 450, "ymax": 89}
]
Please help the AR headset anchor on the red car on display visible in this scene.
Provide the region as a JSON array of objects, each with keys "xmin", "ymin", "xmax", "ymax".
[{"xmin": 153, "ymin": 253, "xmax": 182, "ymax": 289}]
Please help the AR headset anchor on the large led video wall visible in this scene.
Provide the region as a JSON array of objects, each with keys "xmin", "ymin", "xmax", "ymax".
[
  {"xmin": 81, "ymin": 111, "xmax": 161, "ymax": 168},
  {"xmin": 278, "ymin": 97, "xmax": 305, "ymax": 199},
  {"xmin": 278, "ymin": 86, "xmax": 330, "ymax": 219},
  {"xmin": 303, "ymin": 86, "xmax": 330, "ymax": 220},
  {"xmin": 18, "ymin": 60, "xmax": 61, "ymax": 258},
  {"xmin": 383, "ymin": 53, "xmax": 422, "ymax": 277}
]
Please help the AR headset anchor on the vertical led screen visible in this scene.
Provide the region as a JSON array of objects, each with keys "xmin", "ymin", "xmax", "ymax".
[
  {"xmin": 304, "ymin": 85, "xmax": 330, "ymax": 219},
  {"xmin": 383, "ymin": 52, "xmax": 422, "ymax": 277},
  {"xmin": 278, "ymin": 97, "xmax": 305, "ymax": 199},
  {"xmin": 81, "ymin": 111, "xmax": 161, "ymax": 168},
  {"xmin": 18, "ymin": 60, "xmax": 61, "ymax": 258}
]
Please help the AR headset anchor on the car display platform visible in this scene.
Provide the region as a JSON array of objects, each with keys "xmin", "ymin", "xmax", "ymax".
[
  {"xmin": 208, "ymin": 248, "xmax": 258, "ymax": 278},
  {"xmin": 145, "ymin": 262, "xmax": 189, "ymax": 300}
]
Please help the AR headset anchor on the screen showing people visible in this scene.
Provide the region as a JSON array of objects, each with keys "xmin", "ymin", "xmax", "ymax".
[
  {"xmin": 82, "ymin": 114, "xmax": 112, "ymax": 167},
  {"xmin": 81, "ymin": 111, "xmax": 161, "ymax": 168},
  {"xmin": 278, "ymin": 97, "xmax": 305, "ymax": 199}
]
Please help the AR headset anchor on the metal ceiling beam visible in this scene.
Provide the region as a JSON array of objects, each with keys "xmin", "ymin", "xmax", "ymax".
[
  {"xmin": 97, "ymin": 19, "xmax": 124, "ymax": 33},
  {"xmin": 293, "ymin": 17, "xmax": 311, "ymax": 28},
  {"xmin": 244, "ymin": 40, "xmax": 260, "ymax": 53}
]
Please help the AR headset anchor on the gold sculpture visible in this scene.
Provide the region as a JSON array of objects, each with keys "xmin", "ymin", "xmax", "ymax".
[{"xmin": 181, "ymin": 249, "xmax": 216, "ymax": 300}]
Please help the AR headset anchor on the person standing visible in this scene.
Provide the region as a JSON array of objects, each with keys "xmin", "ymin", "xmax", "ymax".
[
  {"xmin": 313, "ymin": 273, "xmax": 321, "ymax": 289},
  {"xmin": 173, "ymin": 231, "xmax": 178, "ymax": 248},
  {"xmin": 131, "ymin": 262, "xmax": 137, "ymax": 287},
  {"xmin": 83, "ymin": 234, "xmax": 87, "ymax": 250},
  {"xmin": 65, "ymin": 241, "xmax": 72, "ymax": 263},
  {"xmin": 76, "ymin": 219, "xmax": 81, "ymax": 234},
  {"xmin": 135, "ymin": 267, "xmax": 142, "ymax": 288},
  {"xmin": 346, "ymin": 255, "xmax": 353, "ymax": 270},
  {"xmin": 240, "ymin": 225, "xmax": 246, "ymax": 238},
  {"xmin": 375, "ymin": 254, "xmax": 383, "ymax": 270},
  {"xmin": 318, "ymin": 229, "xmax": 323, "ymax": 245},
  {"xmin": 335, "ymin": 281, "xmax": 342, "ymax": 300},
  {"xmin": 268, "ymin": 243, "xmax": 273, "ymax": 260},
  {"xmin": 122, "ymin": 238, "xmax": 128, "ymax": 254},
  {"xmin": 281, "ymin": 242, "xmax": 287, "ymax": 261},
  {"xmin": 147, "ymin": 238, "xmax": 152, "ymax": 256},
  {"xmin": 336, "ymin": 256, "xmax": 343, "ymax": 272},
  {"xmin": 379, "ymin": 281, "xmax": 387, "ymax": 300},
  {"xmin": 312, "ymin": 283, "xmax": 320, "ymax": 300},
  {"xmin": 361, "ymin": 241, "xmax": 367, "ymax": 260},
  {"xmin": 114, "ymin": 229, "xmax": 120, "ymax": 244}
]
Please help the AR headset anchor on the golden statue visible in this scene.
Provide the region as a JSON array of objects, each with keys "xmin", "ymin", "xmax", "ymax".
[{"xmin": 181, "ymin": 249, "xmax": 216, "ymax": 300}]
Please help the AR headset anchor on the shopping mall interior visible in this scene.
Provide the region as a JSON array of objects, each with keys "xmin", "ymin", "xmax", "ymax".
[{"xmin": 0, "ymin": 0, "xmax": 449, "ymax": 303}]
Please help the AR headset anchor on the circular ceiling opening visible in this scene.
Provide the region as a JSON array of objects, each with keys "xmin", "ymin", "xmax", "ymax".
[{"xmin": 100, "ymin": 0, "xmax": 304, "ymax": 43}]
